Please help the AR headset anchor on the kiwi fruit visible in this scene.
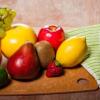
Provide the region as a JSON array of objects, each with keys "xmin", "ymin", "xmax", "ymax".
[{"xmin": 35, "ymin": 41, "xmax": 55, "ymax": 69}]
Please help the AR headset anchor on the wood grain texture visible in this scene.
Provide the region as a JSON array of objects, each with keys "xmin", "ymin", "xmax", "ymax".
[
  {"xmin": 0, "ymin": 66, "xmax": 98, "ymax": 95},
  {"xmin": 0, "ymin": 0, "xmax": 100, "ymax": 100}
]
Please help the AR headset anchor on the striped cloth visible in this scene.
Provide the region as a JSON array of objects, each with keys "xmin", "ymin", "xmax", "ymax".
[{"xmin": 66, "ymin": 24, "xmax": 100, "ymax": 86}]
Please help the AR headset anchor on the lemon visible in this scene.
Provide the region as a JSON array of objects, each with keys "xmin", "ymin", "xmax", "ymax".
[
  {"xmin": 1, "ymin": 25, "xmax": 37, "ymax": 57},
  {"xmin": 56, "ymin": 36, "xmax": 87, "ymax": 67}
]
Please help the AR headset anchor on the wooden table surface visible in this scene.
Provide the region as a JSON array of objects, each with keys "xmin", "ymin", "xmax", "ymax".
[{"xmin": 0, "ymin": 0, "xmax": 100, "ymax": 100}]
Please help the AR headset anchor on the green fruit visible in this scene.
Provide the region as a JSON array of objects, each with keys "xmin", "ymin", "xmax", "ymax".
[
  {"xmin": 0, "ymin": 8, "xmax": 16, "ymax": 38},
  {"xmin": 0, "ymin": 66, "xmax": 10, "ymax": 87}
]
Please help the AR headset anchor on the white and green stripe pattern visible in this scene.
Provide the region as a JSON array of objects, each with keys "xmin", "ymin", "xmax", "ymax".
[{"xmin": 66, "ymin": 24, "xmax": 100, "ymax": 85}]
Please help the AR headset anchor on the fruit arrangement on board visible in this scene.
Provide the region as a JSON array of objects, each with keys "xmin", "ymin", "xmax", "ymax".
[{"xmin": 0, "ymin": 8, "xmax": 88, "ymax": 88}]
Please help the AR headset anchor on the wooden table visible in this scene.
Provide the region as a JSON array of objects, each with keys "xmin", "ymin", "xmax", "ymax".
[
  {"xmin": 0, "ymin": 89, "xmax": 99, "ymax": 100},
  {"xmin": 0, "ymin": 0, "xmax": 100, "ymax": 100}
]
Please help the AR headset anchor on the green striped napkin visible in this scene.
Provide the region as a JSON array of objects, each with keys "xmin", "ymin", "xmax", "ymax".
[{"xmin": 66, "ymin": 24, "xmax": 100, "ymax": 86}]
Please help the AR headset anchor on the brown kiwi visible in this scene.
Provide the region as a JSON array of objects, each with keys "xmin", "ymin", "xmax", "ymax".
[{"xmin": 35, "ymin": 41, "xmax": 55, "ymax": 69}]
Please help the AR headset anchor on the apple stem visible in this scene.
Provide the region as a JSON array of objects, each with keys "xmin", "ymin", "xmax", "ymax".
[{"xmin": 49, "ymin": 25, "xmax": 57, "ymax": 32}]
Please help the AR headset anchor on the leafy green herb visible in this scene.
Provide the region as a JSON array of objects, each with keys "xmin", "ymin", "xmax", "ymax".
[{"xmin": 0, "ymin": 8, "xmax": 16, "ymax": 38}]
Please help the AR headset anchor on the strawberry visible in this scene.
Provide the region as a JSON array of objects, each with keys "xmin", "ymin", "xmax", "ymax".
[{"xmin": 46, "ymin": 60, "xmax": 63, "ymax": 77}]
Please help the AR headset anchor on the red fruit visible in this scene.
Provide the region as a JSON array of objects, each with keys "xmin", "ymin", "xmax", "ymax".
[
  {"xmin": 38, "ymin": 25, "xmax": 65, "ymax": 50},
  {"xmin": 46, "ymin": 60, "xmax": 63, "ymax": 77},
  {"xmin": 7, "ymin": 43, "xmax": 40, "ymax": 80}
]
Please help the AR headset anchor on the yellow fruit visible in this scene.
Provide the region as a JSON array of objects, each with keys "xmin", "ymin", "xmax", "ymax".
[
  {"xmin": 1, "ymin": 25, "xmax": 37, "ymax": 57},
  {"xmin": 56, "ymin": 36, "xmax": 87, "ymax": 67}
]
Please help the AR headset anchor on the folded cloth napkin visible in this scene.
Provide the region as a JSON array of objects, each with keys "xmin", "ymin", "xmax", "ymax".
[{"xmin": 66, "ymin": 24, "xmax": 100, "ymax": 86}]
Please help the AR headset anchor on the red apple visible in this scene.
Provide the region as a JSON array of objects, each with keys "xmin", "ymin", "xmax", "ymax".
[
  {"xmin": 7, "ymin": 43, "xmax": 40, "ymax": 80},
  {"xmin": 38, "ymin": 25, "xmax": 65, "ymax": 50}
]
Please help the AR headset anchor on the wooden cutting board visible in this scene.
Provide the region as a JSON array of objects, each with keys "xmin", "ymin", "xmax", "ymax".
[{"xmin": 0, "ymin": 65, "xmax": 98, "ymax": 95}]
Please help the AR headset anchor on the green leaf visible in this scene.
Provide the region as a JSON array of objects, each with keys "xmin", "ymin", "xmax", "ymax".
[{"xmin": 0, "ymin": 8, "xmax": 16, "ymax": 38}]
